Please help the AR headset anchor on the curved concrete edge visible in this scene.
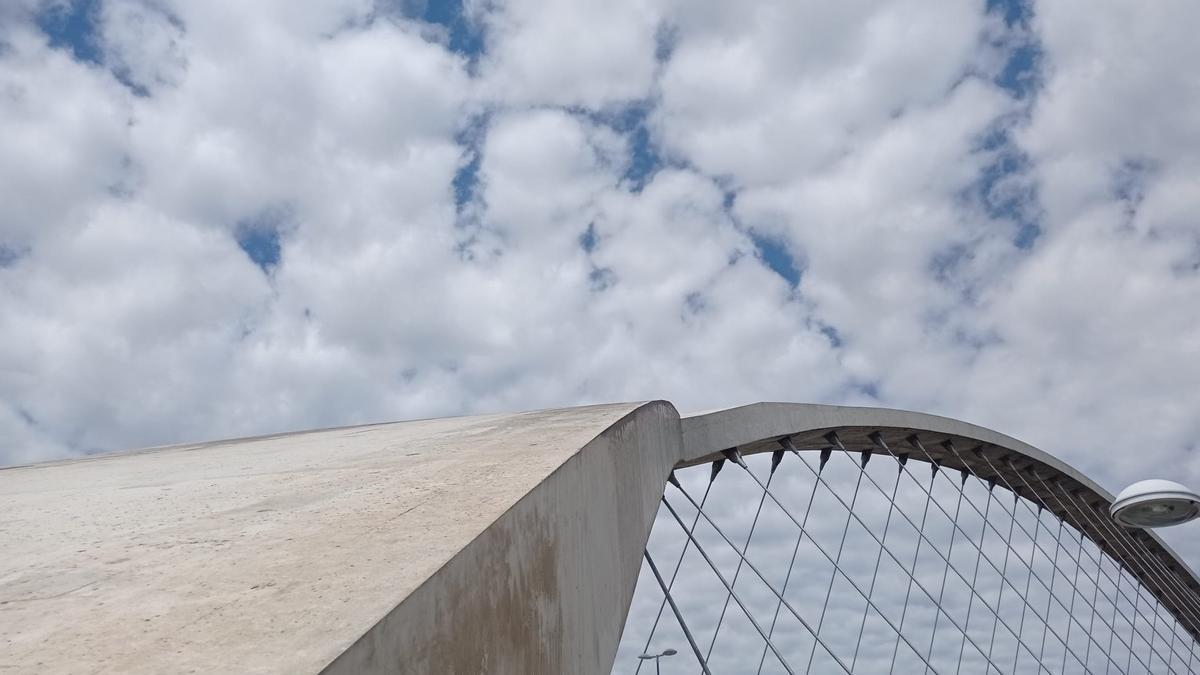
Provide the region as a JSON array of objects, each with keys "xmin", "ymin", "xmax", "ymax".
[
  {"xmin": 320, "ymin": 400, "xmax": 683, "ymax": 675},
  {"xmin": 0, "ymin": 402, "xmax": 679, "ymax": 675},
  {"xmin": 677, "ymin": 402, "xmax": 1200, "ymax": 642},
  {"xmin": 679, "ymin": 402, "xmax": 1112, "ymax": 497}
]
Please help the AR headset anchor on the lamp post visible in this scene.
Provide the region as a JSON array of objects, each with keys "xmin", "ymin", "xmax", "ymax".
[
  {"xmin": 1111, "ymin": 479, "xmax": 1200, "ymax": 528},
  {"xmin": 637, "ymin": 648, "xmax": 677, "ymax": 674}
]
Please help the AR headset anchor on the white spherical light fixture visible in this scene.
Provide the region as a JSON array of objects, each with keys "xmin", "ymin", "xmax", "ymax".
[{"xmin": 1110, "ymin": 479, "xmax": 1200, "ymax": 528}]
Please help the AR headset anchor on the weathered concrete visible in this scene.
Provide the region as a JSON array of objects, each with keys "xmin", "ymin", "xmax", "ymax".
[
  {"xmin": 0, "ymin": 402, "xmax": 682, "ymax": 674},
  {"xmin": 4, "ymin": 400, "xmax": 1200, "ymax": 673},
  {"xmin": 321, "ymin": 401, "xmax": 681, "ymax": 674}
]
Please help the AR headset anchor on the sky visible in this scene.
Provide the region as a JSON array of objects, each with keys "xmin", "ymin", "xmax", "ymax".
[{"xmin": 2, "ymin": 0, "xmax": 1200, "ymax": 630}]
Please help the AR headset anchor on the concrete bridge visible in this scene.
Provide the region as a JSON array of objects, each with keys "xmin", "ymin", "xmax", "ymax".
[{"xmin": 2, "ymin": 402, "xmax": 1198, "ymax": 673}]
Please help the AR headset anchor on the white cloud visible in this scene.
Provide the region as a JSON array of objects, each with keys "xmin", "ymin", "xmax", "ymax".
[
  {"xmin": 0, "ymin": 200, "xmax": 269, "ymax": 449},
  {"xmin": 100, "ymin": 0, "xmax": 187, "ymax": 93},
  {"xmin": 0, "ymin": 27, "xmax": 131, "ymax": 249},
  {"xmin": 655, "ymin": 0, "xmax": 995, "ymax": 185},
  {"xmin": 474, "ymin": 0, "xmax": 662, "ymax": 107}
]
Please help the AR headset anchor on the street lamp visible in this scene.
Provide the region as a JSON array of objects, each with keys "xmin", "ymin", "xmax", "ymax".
[
  {"xmin": 1111, "ymin": 479, "xmax": 1200, "ymax": 528},
  {"xmin": 637, "ymin": 648, "xmax": 677, "ymax": 674}
]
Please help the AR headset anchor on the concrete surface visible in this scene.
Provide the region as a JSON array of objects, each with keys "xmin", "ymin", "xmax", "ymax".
[{"xmin": 0, "ymin": 402, "xmax": 681, "ymax": 674}]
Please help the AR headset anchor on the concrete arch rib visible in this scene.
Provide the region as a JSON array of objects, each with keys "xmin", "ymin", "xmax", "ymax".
[{"xmin": 676, "ymin": 402, "xmax": 1200, "ymax": 644}]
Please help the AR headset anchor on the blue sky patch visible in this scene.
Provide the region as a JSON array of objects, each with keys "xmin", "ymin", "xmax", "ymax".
[
  {"xmin": 1013, "ymin": 222, "xmax": 1041, "ymax": 249},
  {"xmin": 33, "ymin": 0, "xmax": 161, "ymax": 96},
  {"xmin": 236, "ymin": 228, "xmax": 281, "ymax": 273},
  {"xmin": 817, "ymin": 322, "xmax": 844, "ymax": 348},
  {"xmin": 35, "ymin": 0, "xmax": 103, "ymax": 65},
  {"xmin": 721, "ymin": 189, "xmax": 803, "ymax": 288},
  {"xmin": 235, "ymin": 211, "xmax": 288, "ymax": 273},
  {"xmin": 591, "ymin": 102, "xmax": 660, "ymax": 191},
  {"xmin": 420, "ymin": 0, "xmax": 485, "ymax": 66},
  {"xmin": 579, "ymin": 222, "xmax": 598, "ymax": 253},
  {"xmin": 996, "ymin": 43, "xmax": 1041, "ymax": 99},
  {"xmin": 987, "ymin": 0, "xmax": 1028, "ymax": 27},
  {"xmin": 987, "ymin": 0, "xmax": 1042, "ymax": 99},
  {"xmin": 971, "ymin": 125, "xmax": 1042, "ymax": 250},
  {"xmin": 623, "ymin": 115, "xmax": 658, "ymax": 190},
  {"xmin": 966, "ymin": 64, "xmax": 1045, "ymax": 250},
  {"xmin": 452, "ymin": 145, "xmax": 481, "ymax": 212},
  {"xmin": 750, "ymin": 232, "xmax": 802, "ymax": 288},
  {"xmin": 451, "ymin": 113, "xmax": 488, "ymax": 215}
]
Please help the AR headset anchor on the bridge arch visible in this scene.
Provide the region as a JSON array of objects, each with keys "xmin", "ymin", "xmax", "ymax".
[
  {"xmin": 4, "ymin": 400, "xmax": 1198, "ymax": 674},
  {"xmin": 619, "ymin": 403, "xmax": 1200, "ymax": 674}
]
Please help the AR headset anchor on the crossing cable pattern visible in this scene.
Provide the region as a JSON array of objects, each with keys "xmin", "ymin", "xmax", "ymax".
[{"xmin": 615, "ymin": 428, "xmax": 1200, "ymax": 674}]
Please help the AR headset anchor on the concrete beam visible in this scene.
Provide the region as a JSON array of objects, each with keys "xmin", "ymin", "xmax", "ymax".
[{"xmin": 0, "ymin": 402, "xmax": 681, "ymax": 674}]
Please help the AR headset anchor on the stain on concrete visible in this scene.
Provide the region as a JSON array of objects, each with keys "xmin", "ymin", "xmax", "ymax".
[{"xmin": 321, "ymin": 499, "xmax": 565, "ymax": 674}]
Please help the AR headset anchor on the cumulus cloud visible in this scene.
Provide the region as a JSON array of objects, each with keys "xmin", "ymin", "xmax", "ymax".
[
  {"xmin": 473, "ymin": 0, "xmax": 662, "ymax": 107},
  {"xmin": 99, "ymin": 0, "xmax": 187, "ymax": 93},
  {"xmin": 2, "ymin": 0, "xmax": 1200, "ymax": 660}
]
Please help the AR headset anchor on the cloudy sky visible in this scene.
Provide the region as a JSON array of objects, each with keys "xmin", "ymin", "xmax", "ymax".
[{"xmin": 2, "ymin": 0, "xmax": 1199, "ymax": 575}]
